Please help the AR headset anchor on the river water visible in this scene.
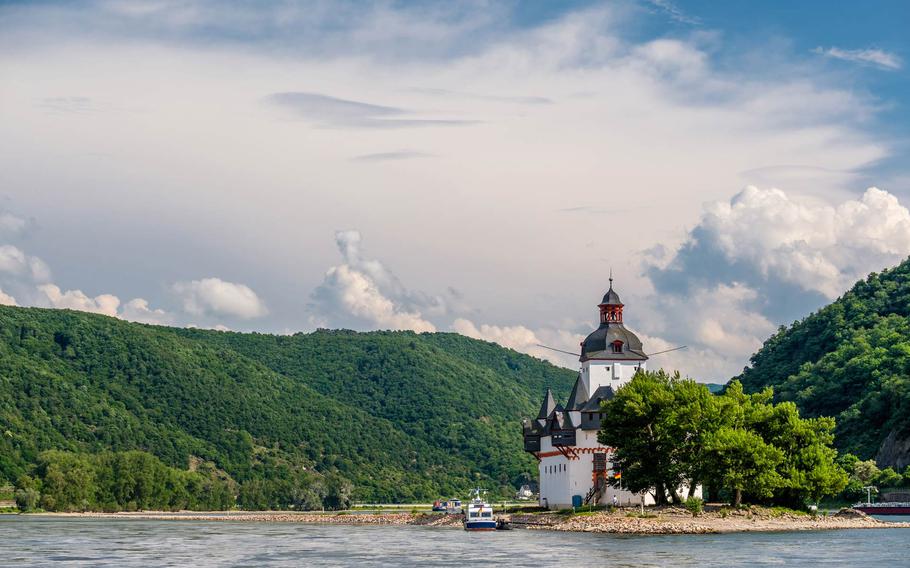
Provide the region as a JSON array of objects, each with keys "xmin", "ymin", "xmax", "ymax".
[{"xmin": 1, "ymin": 515, "xmax": 908, "ymax": 566}]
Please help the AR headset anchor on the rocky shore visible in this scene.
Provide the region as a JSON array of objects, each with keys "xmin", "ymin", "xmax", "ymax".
[
  {"xmin": 32, "ymin": 506, "xmax": 909, "ymax": 534},
  {"xmin": 511, "ymin": 506, "xmax": 909, "ymax": 534}
]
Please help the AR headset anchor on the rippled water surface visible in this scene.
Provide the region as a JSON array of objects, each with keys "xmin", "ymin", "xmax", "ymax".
[{"xmin": 2, "ymin": 515, "xmax": 909, "ymax": 567}]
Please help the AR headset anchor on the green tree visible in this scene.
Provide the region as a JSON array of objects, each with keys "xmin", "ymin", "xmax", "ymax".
[
  {"xmin": 36, "ymin": 451, "xmax": 96, "ymax": 512},
  {"xmin": 703, "ymin": 427, "xmax": 784, "ymax": 507},
  {"xmin": 324, "ymin": 473, "xmax": 354, "ymax": 511},
  {"xmin": 853, "ymin": 460, "xmax": 881, "ymax": 485},
  {"xmin": 15, "ymin": 488, "xmax": 40, "ymax": 511},
  {"xmin": 238, "ymin": 479, "xmax": 273, "ymax": 510},
  {"xmin": 289, "ymin": 473, "xmax": 326, "ymax": 511},
  {"xmin": 597, "ymin": 370, "xmax": 686, "ymax": 504},
  {"xmin": 720, "ymin": 381, "xmax": 847, "ymax": 505},
  {"xmin": 876, "ymin": 467, "xmax": 903, "ymax": 489}
]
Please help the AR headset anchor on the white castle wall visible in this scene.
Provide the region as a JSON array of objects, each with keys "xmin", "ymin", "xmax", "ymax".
[
  {"xmin": 538, "ymin": 428, "xmax": 660, "ymax": 508},
  {"xmin": 581, "ymin": 359, "xmax": 646, "ymax": 394}
]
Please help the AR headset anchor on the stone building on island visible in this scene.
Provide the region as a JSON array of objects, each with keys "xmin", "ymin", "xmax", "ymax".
[{"xmin": 522, "ymin": 279, "xmax": 687, "ymax": 509}]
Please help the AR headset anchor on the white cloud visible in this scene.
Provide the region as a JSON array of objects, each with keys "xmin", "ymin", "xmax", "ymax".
[
  {"xmin": 813, "ymin": 46, "xmax": 902, "ymax": 70},
  {"xmin": 119, "ymin": 297, "xmax": 172, "ymax": 325},
  {"xmin": 311, "ymin": 231, "xmax": 439, "ymax": 332},
  {"xmin": 0, "ymin": 245, "xmax": 51, "ymax": 282},
  {"xmin": 37, "ymin": 283, "xmax": 120, "ymax": 316},
  {"xmin": 267, "ymin": 92, "xmax": 475, "ymax": 129},
  {"xmin": 641, "ymin": 185, "xmax": 910, "ymax": 379},
  {"xmin": 173, "ymin": 277, "xmax": 267, "ymax": 319},
  {"xmin": 452, "ymin": 318, "xmax": 584, "ymax": 367},
  {"xmin": 0, "ymin": 288, "xmax": 17, "ymax": 306},
  {"xmin": 34, "ymin": 283, "xmax": 177, "ymax": 324},
  {"xmin": 662, "ymin": 186, "xmax": 910, "ymax": 299},
  {"xmin": 0, "ymin": 211, "xmax": 31, "ymax": 237},
  {"xmin": 454, "ymin": 317, "xmax": 544, "ymax": 355},
  {"xmin": 645, "ymin": 0, "xmax": 701, "ymax": 25},
  {"xmin": 37, "ymin": 285, "xmax": 173, "ymax": 323},
  {"xmin": 316, "ymin": 264, "xmax": 436, "ymax": 332},
  {"xmin": 0, "ymin": 240, "xmax": 174, "ymax": 322},
  {"xmin": 637, "ymin": 282, "xmax": 775, "ymax": 378}
]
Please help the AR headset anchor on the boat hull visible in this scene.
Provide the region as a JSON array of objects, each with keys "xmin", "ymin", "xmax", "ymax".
[
  {"xmin": 464, "ymin": 520, "xmax": 498, "ymax": 531},
  {"xmin": 855, "ymin": 506, "xmax": 910, "ymax": 515}
]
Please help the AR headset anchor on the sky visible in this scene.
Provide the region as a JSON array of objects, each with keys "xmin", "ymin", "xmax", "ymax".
[{"xmin": 1, "ymin": 0, "xmax": 909, "ymax": 381}]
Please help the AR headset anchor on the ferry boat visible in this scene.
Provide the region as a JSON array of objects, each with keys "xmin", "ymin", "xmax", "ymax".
[
  {"xmin": 463, "ymin": 490, "xmax": 497, "ymax": 531},
  {"xmin": 853, "ymin": 502, "xmax": 910, "ymax": 515}
]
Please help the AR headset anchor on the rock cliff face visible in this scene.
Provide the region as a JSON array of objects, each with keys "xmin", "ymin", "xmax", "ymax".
[{"xmin": 876, "ymin": 430, "xmax": 910, "ymax": 470}]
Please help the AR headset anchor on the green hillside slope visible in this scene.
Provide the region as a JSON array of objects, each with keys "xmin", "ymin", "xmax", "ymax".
[
  {"xmin": 737, "ymin": 259, "xmax": 910, "ymax": 463},
  {"xmin": 0, "ymin": 306, "xmax": 575, "ymax": 504}
]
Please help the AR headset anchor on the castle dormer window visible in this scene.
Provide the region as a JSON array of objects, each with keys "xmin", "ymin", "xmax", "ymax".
[{"xmin": 612, "ymin": 340, "xmax": 623, "ymax": 353}]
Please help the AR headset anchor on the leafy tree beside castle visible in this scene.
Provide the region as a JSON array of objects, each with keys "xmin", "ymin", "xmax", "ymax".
[{"xmin": 599, "ymin": 371, "xmax": 848, "ymax": 507}]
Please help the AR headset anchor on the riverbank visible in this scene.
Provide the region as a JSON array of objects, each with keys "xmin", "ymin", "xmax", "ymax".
[
  {"xmin": 24, "ymin": 505, "xmax": 910, "ymax": 534},
  {"xmin": 511, "ymin": 506, "xmax": 910, "ymax": 534}
]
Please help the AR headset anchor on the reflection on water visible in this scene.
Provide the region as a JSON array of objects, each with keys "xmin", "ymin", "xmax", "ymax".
[{"xmin": 1, "ymin": 515, "xmax": 909, "ymax": 567}]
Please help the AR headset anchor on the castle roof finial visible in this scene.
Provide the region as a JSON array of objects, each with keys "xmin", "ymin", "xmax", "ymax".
[{"xmin": 600, "ymin": 270, "xmax": 622, "ymax": 306}]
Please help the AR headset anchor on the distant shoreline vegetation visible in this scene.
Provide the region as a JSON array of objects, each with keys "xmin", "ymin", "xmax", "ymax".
[{"xmin": 9, "ymin": 450, "xmax": 351, "ymax": 513}]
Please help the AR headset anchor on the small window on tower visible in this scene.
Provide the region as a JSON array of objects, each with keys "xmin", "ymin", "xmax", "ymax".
[{"xmin": 612, "ymin": 341, "xmax": 623, "ymax": 353}]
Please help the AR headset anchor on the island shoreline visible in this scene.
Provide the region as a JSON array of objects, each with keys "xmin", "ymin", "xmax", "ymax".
[{"xmin": 21, "ymin": 507, "xmax": 910, "ymax": 535}]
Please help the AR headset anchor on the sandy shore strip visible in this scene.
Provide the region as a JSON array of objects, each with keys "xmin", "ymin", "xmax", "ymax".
[{"xmin": 25, "ymin": 506, "xmax": 910, "ymax": 534}]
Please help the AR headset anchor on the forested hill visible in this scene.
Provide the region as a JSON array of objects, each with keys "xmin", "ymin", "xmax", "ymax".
[
  {"xmin": 737, "ymin": 258, "xmax": 910, "ymax": 466},
  {"xmin": 0, "ymin": 305, "xmax": 575, "ymax": 505}
]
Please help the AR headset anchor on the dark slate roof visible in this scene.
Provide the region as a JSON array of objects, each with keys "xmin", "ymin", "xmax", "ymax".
[
  {"xmin": 581, "ymin": 323, "xmax": 648, "ymax": 362},
  {"xmin": 537, "ymin": 388, "xmax": 556, "ymax": 419},
  {"xmin": 601, "ymin": 284, "xmax": 622, "ymax": 305},
  {"xmin": 565, "ymin": 375, "xmax": 587, "ymax": 410},
  {"xmin": 580, "ymin": 385, "xmax": 615, "ymax": 412}
]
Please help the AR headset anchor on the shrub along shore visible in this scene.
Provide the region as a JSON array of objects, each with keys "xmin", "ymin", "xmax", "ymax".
[{"xmin": 25, "ymin": 505, "xmax": 910, "ymax": 535}]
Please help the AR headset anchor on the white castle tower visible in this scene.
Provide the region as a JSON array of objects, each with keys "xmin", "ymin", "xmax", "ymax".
[{"xmin": 522, "ymin": 278, "xmax": 656, "ymax": 509}]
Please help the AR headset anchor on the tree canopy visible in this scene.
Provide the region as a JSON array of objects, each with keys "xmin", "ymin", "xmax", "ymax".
[{"xmin": 599, "ymin": 371, "xmax": 848, "ymax": 507}]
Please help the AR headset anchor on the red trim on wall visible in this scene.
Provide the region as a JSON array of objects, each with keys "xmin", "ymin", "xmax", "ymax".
[{"xmin": 537, "ymin": 447, "xmax": 613, "ymax": 459}]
